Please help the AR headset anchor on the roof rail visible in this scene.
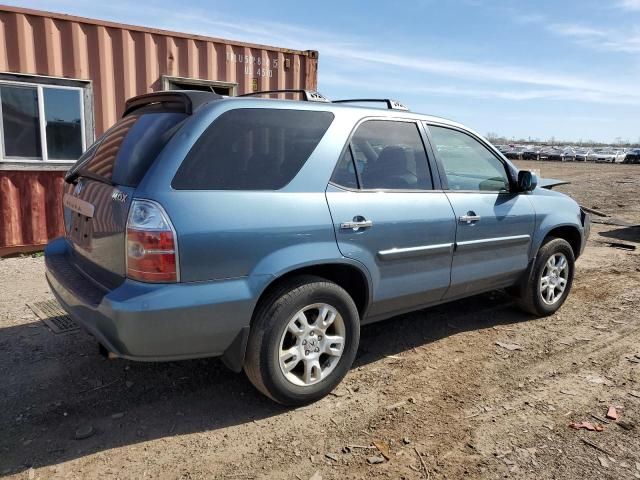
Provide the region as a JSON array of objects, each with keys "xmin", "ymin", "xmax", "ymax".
[
  {"xmin": 332, "ymin": 98, "xmax": 409, "ymax": 111},
  {"xmin": 238, "ymin": 89, "xmax": 330, "ymax": 103}
]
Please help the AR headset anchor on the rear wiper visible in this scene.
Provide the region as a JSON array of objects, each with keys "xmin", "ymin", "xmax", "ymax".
[{"xmin": 65, "ymin": 168, "xmax": 80, "ymax": 184}]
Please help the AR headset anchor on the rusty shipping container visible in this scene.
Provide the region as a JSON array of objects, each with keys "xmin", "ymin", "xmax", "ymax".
[{"xmin": 0, "ymin": 5, "xmax": 319, "ymax": 255}]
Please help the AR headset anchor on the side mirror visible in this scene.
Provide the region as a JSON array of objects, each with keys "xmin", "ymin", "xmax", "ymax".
[{"xmin": 517, "ymin": 170, "xmax": 537, "ymax": 192}]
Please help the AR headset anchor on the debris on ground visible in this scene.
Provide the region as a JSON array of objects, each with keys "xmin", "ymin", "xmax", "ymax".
[
  {"xmin": 608, "ymin": 242, "xmax": 636, "ymax": 251},
  {"xmin": 372, "ymin": 440, "xmax": 390, "ymax": 460},
  {"xmin": 309, "ymin": 471, "xmax": 322, "ymax": 480},
  {"xmin": 385, "ymin": 400, "xmax": 406, "ymax": 410},
  {"xmin": 598, "ymin": 456, "xmax": 610, "ymax": 468},
  {"xmin": 74, "ymin": 424, "xmax": 95, "ymax": 440},
  {"xmin": 568, "ymin": 421, "xmax": 603, "ymax": 432},
  {"xmin": 606, "ymin": 406, "xmax": 618, "ymax": 421},
  {"xmin": 366, "ymin": 455, "xmax": 385, "ymax": 465},
  {"xmin": 616, "ymin": 420, "xmax": 636, "ymax": 431},
  {"xmin": 560, "ymin": 390, "xmax": 579, "ymax": 396},
  {"xmin": 324, "ymin": 453, "xmax": 338, "ymax": 462},
  {"xmin": 496, "ymin": 341, "xmax": 523, "ymax": 351},
  {"xmin": 579, "ymin": 205, "xmax": 608, "ymax": 217}
]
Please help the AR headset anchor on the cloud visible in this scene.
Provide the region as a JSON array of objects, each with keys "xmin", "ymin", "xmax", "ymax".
[
  {"xmin": 8, "ymin": 0, "xmax": 640, "ymax": 106},
  {"xmin": 549, "ymin": 22, "xmax": 640, "ymax": 53},
  {"xmin": 617, "ymin": 0, "xmax": 640, "ymax": 10},
  {"xmin": 126, "ymin": 5, "xmax": 640, "ymax": 104},
  {"xmin": 321, "ymin": 72, "xmax": 640, "ymax": 106}
]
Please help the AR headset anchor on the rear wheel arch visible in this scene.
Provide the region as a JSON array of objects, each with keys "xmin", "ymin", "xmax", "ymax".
[
  {"xmin": 252, "ymin": 263, "xmax": 371, "ymax": 323},
  {"xmin": 224, "ymin": 263, "xmax": 370, "ymax": 373}
]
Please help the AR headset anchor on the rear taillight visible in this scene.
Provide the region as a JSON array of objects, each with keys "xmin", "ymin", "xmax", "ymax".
[{"xmin": 126, "ymin": 199, "xmax": 179, "ymax": 283}]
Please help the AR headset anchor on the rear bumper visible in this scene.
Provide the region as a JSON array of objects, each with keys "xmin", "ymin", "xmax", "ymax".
[{"xmin": 45, "ymin": 238, "xmax": 268, "ymax": 365}]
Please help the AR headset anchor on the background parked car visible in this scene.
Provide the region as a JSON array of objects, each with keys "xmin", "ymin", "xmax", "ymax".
[
  {"xmin": 540, "ymin": 147, "xmax": 564, "ymax": 161},
  {"xmin": 623, "ymin": 148, "xmax": 640, "ymax": 164},
  {"xmin": 613, "ymin": 149, "xmax": 627, "ymax": 163},
  {"xmin": 504, "ymin": 146, "xmax": 526, "ymax": 160},
  {"xmin": 562, "ymin": 147, "xmax": 576, "ymax": 162},
  {"xmin": 575, "ymin": 148, "xmax": 592, "ymax": 161},
  {"xmin": 587, "ymin": 149, "xmax": 601, "ymax": 162},
  {"xmin": 522, "ymin": 146, "xmax": 541, "ymax": 160},
  {"xmin": 595, "ymin": 149, "xmax": 617, "ymax": 163}
]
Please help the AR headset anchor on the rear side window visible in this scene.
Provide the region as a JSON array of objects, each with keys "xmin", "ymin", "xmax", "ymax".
[
  {"xmin": 77, "ymin": 110, "xmax": 187, "ymax": 186},
  {"xmin": 172, "ymin": 109, "xmax": 334, "ymax": 190}
]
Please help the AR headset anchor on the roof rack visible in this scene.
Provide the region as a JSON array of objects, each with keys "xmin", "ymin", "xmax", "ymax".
[
  {"xmin": 238, "ymin": 89, "xmax": 330, "ymax": 103},
  {"xmin": 332, "ymin": 98, "xmax": 409, "ymax": 111}
]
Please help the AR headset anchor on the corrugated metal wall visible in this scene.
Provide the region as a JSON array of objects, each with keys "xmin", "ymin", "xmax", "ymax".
[
  {"xmin": 0, "ymin": 6, "xmax": 319, "ymax": 255},
  {"xmin": 0, "ymin": 171, "xmax": 65, "ymax": 253}
]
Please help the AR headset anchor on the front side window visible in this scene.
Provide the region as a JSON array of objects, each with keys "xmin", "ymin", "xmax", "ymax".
[
  {"xmin": 428, "ymin": 125, "xmax": 510, "ymax": 192},
  {"xmin": 340, "ymin": 120, "xmax": 432, "ymax": 190},
  {"xmin": 173, "ymin": 109, "xmax": 334, "ymax": 190},
  {"xmin": 0, "ymin": 81, "xmax": 86, "ymax": 162}
]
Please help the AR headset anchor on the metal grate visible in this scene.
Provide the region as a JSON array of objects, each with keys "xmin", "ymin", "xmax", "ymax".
[{"xmin": 28, "ymin": 300, "xmax": 79, "ymax": 334}]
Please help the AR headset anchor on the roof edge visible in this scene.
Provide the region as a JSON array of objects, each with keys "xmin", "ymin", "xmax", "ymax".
[{"xmin": 0, "ymin": 4, "xmax": 317, "ymax": 56}]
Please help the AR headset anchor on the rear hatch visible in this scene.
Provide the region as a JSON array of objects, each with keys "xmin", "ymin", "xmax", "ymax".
[{"xmin": 62, "ymin": 94, "xmax": 206, "ymax": 289}]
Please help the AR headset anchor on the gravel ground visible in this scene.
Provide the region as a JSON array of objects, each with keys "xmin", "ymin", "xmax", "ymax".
[{"xmin": 1, "ymin": 161, "xmax": 639, "ymax": 479}]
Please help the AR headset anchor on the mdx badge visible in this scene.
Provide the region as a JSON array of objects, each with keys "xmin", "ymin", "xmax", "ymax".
[{"xmin": 111, "ymin": 189, "xmax": 128, "ymax": 203}]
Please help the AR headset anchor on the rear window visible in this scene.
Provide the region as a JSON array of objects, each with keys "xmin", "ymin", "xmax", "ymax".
[
  {"xmin": 172, "ymin": 108, "xmax": 334, "ymax": 190},
  {"xmin": 76, "ymin": 109, "xmax": 187, "ymax": 186}
]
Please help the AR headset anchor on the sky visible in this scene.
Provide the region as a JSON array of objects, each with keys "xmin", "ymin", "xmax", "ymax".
[{"xmin": 6, "ymin": 0, "xmax": 640, "ymax": 143}]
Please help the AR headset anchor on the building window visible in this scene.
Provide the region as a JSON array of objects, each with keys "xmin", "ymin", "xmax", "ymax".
[
  {"xmin": 162, "ymin": 75, "xmax": 237, "ymax": 96},
  {"xmin": 0, "ymin": 80, "xmax": 87, "ymax": 163}
]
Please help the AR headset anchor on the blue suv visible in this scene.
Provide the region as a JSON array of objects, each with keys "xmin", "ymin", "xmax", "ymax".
[{"xmin": 45, "ymin": 90, "xmax": 590, "ymax": 405}]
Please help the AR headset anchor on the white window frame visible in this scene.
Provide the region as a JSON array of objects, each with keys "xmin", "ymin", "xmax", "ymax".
[
  {"xmin": 0, "ymin": 79, "xmax": 87, "ymax": 165},
  {"xmin": 161, "ymin": 75, "xmax": 237, "ymax": 95}
]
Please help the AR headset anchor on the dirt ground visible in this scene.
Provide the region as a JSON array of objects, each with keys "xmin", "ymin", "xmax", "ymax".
[{"xmin": 1, "ymin": 161, "xmax": 639, "ymax": 480}]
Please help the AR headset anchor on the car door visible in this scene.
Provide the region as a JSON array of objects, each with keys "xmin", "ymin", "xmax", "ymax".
[
  {"xmin": 425, "ymin": 123, "xmax": 536, "ymax": 300},
  {"xmin": 325, "ymin": 119, "xmax": 456, "ymax": 320}
]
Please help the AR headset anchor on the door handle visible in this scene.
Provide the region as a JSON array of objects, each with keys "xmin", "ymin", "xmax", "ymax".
[
  {"xmin": 459, "ymin": 212, "xmax": 481, "ymax": 224},
  {"xmin": 340, "ymin": 217, "xmax": 373, "ymax": 231}
]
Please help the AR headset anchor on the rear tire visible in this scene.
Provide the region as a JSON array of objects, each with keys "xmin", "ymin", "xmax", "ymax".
[
  {"xmin": 514, "ymin": 237, "xmax": 575, "ymax": 316},
  {"xmin": 244, "ymin": 276, "xmax": 360, "ymax": 405}
]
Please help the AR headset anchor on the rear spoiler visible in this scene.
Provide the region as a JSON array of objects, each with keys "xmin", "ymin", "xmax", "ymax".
[
  {"xmin": 538, "ymin": 178, "xmax": 570, "ymax": 190},
  {"xmin": 122, "ymin": 90, "xmax": 222, "ymax": 117}
]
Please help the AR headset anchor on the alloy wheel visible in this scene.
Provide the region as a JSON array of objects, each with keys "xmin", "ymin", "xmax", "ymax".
[
  {"xmin": 539, "ymin": 253, "xmax": 569, "ymax": 305},
  {"xmin": 278, "ymin": 303, "xmax": 346, "ymax": 387}
]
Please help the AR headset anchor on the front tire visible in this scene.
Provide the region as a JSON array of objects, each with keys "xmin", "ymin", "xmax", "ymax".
[
  {"xmin": 515, "ymin": 237, "xmax": 575, "ymax": 316},
  {"xmin": 244, "ymin": 276, "xmax": 360, "ymax": 405}
]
